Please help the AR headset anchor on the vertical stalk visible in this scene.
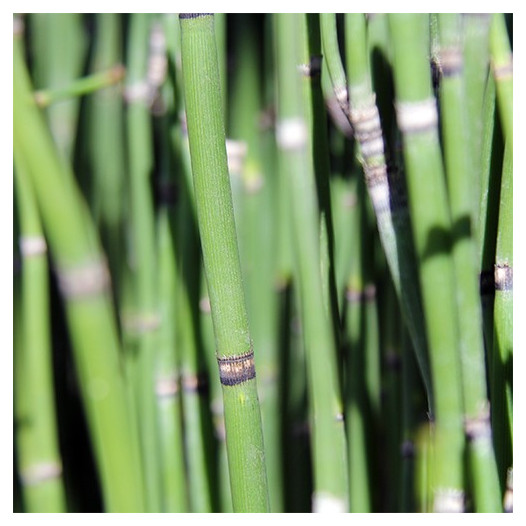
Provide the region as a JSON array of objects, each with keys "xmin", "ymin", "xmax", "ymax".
[
  {"xmin": 165, "ymin": 12, "xmax": 218, "ymax": 512},
  {"xmin": 388, "ymin": 14, "xmax": 465, "ymax": 512},
  {"xmin": 305, "ymin": 14, "xmax": 341, "ymax": 349},
  {"xmin": 463, "ymin": 14, "xmax": 491, "ymax": 233},
  {"xmin": 229, "ymin": 13, "xmax": 283, "ymax": 512},
  {"xmin": 478, "ymin": 75, "xmax": 503, "ymax": 356},
  {"xmin": 337, "ymin": 12, "xmax": 433, "ymax": 410},
  {"xmin": 13, "ymin": 27, "xmax": 144, "ymax": 513},
  {"xmin": 180, "ymin": 13, "xmax": 269, "ymax": 512},
  {"xmin": 436, "ymin": 13, "xmax": 501, "ymax": 511},
  {"xmin": 274, "ymin": 13, "xmax": 348, "ymax": 512},
  {"xmin": 14, "ymin": 139, "xmax": 67, "ymax": 513},
  {"xmin": 491, "ymin": 141, "xmax": 513, "ymax": 490},
  {"xmin": 489, "ymin": 13, "xmax": 513, "ymax": 491},
  {"xmin": 86, "ymin": 13, "xmax": 127, "ymax": 297},
  {"xmin": 124, "ymin": 13, "xmax": 162, "ymax": 512},
  {"xmin": 343, "ymin": 175, "xmax": 372, "ymax": 512},
  {"xmin": 154, "ymin": 56, "xmax": 189, "ymax": 511}
]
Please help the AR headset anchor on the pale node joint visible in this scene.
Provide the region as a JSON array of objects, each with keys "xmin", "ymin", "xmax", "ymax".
[
  {"xmin": 464, "ymin": 405, "xmax": 492, "ymax": 441},
  {"xmin": 437, "ymin": 46, "xmax": 464, "ymax": 77},
  {"xmin": 56, "ymin": 258, "xmax": 110, "ymax": 299},
  {"xmin": 155, "ymin": 375, "xmax": 179, "ymax": 398},
  {"xmin": 121, "ymin": 312, "xmax": 161, "ymax": 335},
  {"xmin": 395, "ymin": 98, "xmax": 438, "ymax": 134},
  {"xmin": 276, "ymin": 117, "xmax": 308, "ymax": 151},
  {"xmin": 495, "ymin": 264, "xmax": 512, "ymax": 291},
  {"xmin": 19, "ymin": 235, "xmax": 47, "ymax": 258},
  {"xmin": 20, "ymin": 461, "xmax": 62, "ymax": 486},
  {"xmin": 312, "ymin": 492, "xmax": 347, "ymax": 513},
  {"xmin": 433, "ymin": 488, "xmax": 465, "ymax": 513},
  {"xmin": 492, "ymin": 57, "xmax": 513, "ymax": 80},
  {"xmin": 124, "ymin": 81, "xmax": 150, "ymax": 104},
  {"xmin": 226, "ymin": 139, "xmax": 248, "ymax": 175},
  {"xmin": 504, "ymin": 468, "xmax": 513, "ymax": 512}
]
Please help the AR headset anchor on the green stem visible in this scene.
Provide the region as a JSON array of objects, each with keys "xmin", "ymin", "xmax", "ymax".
[
  {"xmin": 180, "ymin": 13, "xmax": 269, "ymax": 512},
  {"xmin": 388, "ymin": 14, "xmax": 465, "ymax": 512},
  {"xmin": 491, "ymin": 139, "xmax": 513, "ymax": 490},
  {"xmin": 343, "ymin": 12, "xmax": 433, "ymax": 412},
  {"xmin": 490, "ymin": 14, "xmax": 513, "ymax": 145},
  {"xmin": 14, "ymin": 138, "xmax": 67, "ymax": 513},
  {"xmin": 34, "ymin": 65, "xmax": 125, "ymax": 107},
  {"xmin": 125, "ymin": 13, "xmax": 163, "ymax": 512},
  {"xmin": 437, "ymin": 13, "xmax": 501, "ymax": 512},
  {"xmin": 14, "ymin": 27, "xmax": 144, "ymax": 513},
  {"xmin": 28, "ymin": 13, "xmax": 86, "ymax": 161},
  {"xmin": 275, "ymin": 13, "xmax": 348, "ymax": 512}
]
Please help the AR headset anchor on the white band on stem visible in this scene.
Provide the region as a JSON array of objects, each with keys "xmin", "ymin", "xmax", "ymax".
[
  {"xmin": 495, "ymin": 264, "xmax": 512, "ymax": 291},
  {"xmin": 226, "ymin": 139, "xmax": 248, "ymax": 175},
  {"xmin": 20, "ymin": 461, "xmax": 62, "ymax": 486},
  {"xmin": 312, "ymin": 492, "xmax": 347, "ymax": 513},
  {"xmin": 19, "ymin": 235, "xmax": 47, "ymax": 258},
  {"xmin": 276, "ymin": 117, "xmax": 307, "ymax": 151},
  {"xmin": 56, "ymin": 259, "xmax": 110, "ymax": 299},
  {"xmin": 396, "ymin": 98, "xmax": 438, "ymax": 134},
  {"xmin": 156, "ymin": 375, "xmax": 179, "ymax": 398},
  {"xmin": 124, "ymin": 81, "xmax": 149, "ymax": 103},
  {"xmin": 433, "ymin": 488, "xmax": 464, "ymax": 512}
]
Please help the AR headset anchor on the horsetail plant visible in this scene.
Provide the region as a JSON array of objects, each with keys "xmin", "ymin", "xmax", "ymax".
[
  {"xmin": 14, "ymin": 139, "xmax": 67, "ymax": 513},
  {"xmin": 14, "ymin": 13, "xmax": 511, "ymax": 514},
  {"xmin": 322, "ymin": 13, "xmax": 433, "ymax": 410},
  {"xmin": 179, "ymin": 13, "xmax": 270, "ymax": 512},
  {"xmin": 388, "ymin": 13, "xmax": 466, "ymax": 511},
  {"xmin": 435, "ymin": 13, "xmax": 501, "ymax": 511},
  {"xmin": 14, "ymin": 20, "xmax": 145, "ymax": 512},
  {"xmin": 274, "ymin": 13, "xmax": 348, "ymax": 512}
]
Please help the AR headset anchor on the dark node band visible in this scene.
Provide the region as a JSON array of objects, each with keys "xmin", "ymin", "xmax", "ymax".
[
  {"xmin": 155, "ymin": 178, "xmax": 178, "ymax": 207},
  {"xmin": 179, "ymin": 13, "xmax": 213, "ymax": 20},
  {"xmin": 308, "ymin": 55, "xmax": 322, "ymax": 78},
  {"xmin": 217, "ymin": 350, "xmax": 256, "ymax": 386},
  {"xmin": 480, "ymin": 269, "xmax": 495, "ymax": 296}
]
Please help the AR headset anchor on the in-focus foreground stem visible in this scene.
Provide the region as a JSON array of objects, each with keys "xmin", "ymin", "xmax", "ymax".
[{"xmin": 179, "ymin": 13, "xmax": 270, "ymax": 512}]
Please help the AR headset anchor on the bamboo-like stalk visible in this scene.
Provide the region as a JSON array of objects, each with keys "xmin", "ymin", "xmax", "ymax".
[
  {"xmin": 86, "ymin": 13, "xmax": 127, "ymax": 300},
  {"xmin": 166, "ymin": 15, "xmax": 219, "ymax": 511},
  {"xmin": 34, "ymin": 65, "xmax": 125, "ymax": 108},
  {"xmin": 490, "ymin": 14, "xmax": 512, "ymax": 145},
  {"xmin": 319, "ymin": 14, "xmax": 350, "ymax": 122},
  {"xmin": 274, "ymin": 13, "xmax": 348, "ymax": 512},
  {"xmin": 28, "ymin": 13, "xmax": 86, "ymax": 161},
  {"xmin": 463, "ymin": 14, "xmax": 491, "ymax": 233},
  {"xmin": 13, "ymin": 26, "xmax": 144, "ymax": 513},
  {"xmin": 229, "ymin": 13, "xmax": 283, "ymax": 512},
  {"xmin": 305, "ymin": 14, "xmax": 341, "ymax": 349},
  {"xmin": 179, "ymin": 13, "xmax": 269, "ymax": 512},
  {"xmin": 436, "ymin": 13, "xmax": 501, "ymax": 512},
  {"xmin": 156, "ymin": 207, "xmax": 189, "ymax": 513},
  {"xmin": 343, "ymin": 175, "xmax": 372, "ymax": 513},
  {"xmin": 491, "ymin": 140, "xmax": 513, "ymax": 490},
  {"xmin": 14, "ymin": 139, "xmax": 67, "ymax": 513},
  {"xmin": 388, "ymin": 14, "xmax": 465, "ymax": 512},
  {"xmin": 153, "ymin": 62, "xmax": 190, "ymax": 511},
  {"xmin": 124, "ymin": 13, "xmax": 163, "ymax": 512},
  {"xmin": 346, "ymin": 13, "xmax": 433, "ymax": 411},
  {"xmin": 478, "ymin": 75, "xmax": 503, "ymax": 358},
  {"xmin": 488, "ymin": 13, "xmax": 513, "ymax": 492}
]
